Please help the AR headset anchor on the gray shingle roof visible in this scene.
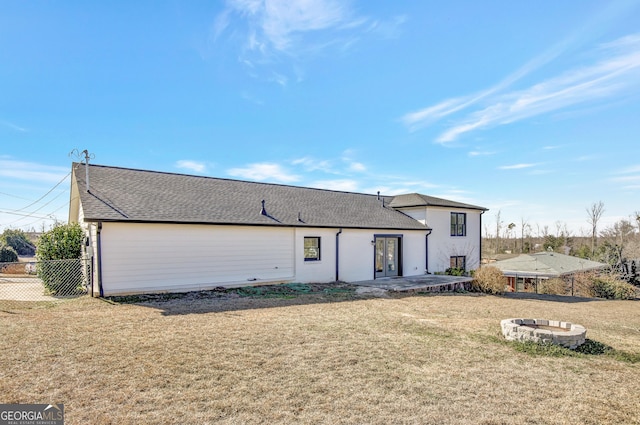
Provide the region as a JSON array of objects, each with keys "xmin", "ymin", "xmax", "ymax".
[
  {"xmin": 490, "ymin": 252, "xmax": 607, "ymax": 277},
  {"xmin": 388, "ymin": 193, "xmax": 487, "ymax": 211},
  {"xmin": 72, "ymin": 163, "xmax": 429, "ymax": 230}
]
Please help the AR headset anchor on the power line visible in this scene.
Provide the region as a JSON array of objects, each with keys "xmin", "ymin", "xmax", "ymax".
[
  {"xmin": 0, "ymin": 191, "xmax": 32, "ymax": 201},
  {"xmin": 11, "ymin": 172, "xmax": 71, "ymax": 213},
  {"xmin": 1, "ymin": 195, "xmax": 80, "ymax": 230},
  {"xmin": 6, "ymin": 188, "xmax": 68, "ymax": 225}
]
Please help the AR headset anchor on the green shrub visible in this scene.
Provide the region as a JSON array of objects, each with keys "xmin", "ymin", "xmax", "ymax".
[
  {"xmin": 1, "ymin": 229, "xmax": 36, "ymax": 256},
  {"xmin": 591, "ymin": 275, "xmax": 637, "ymax": 300},
  {"xmin": 0, "ymin": 244, "xmax": 19, "ymax": 263},
  {"xmin": 445, "ymin": 267, "xmax": 465, "ymax": 276},
  {"xmin": 36, "ymin": 223, "xmax": 84, "ymax": 261},
  {"xmin": 471, "ymin": 266, "xmax": 505, "ymax": 295},
  {"xmin": 36, "ymin": 223, "xmax": 85, "ymax": 295}
]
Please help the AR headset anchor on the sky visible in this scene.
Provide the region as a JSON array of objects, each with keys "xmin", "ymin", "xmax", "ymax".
[{"xmin": 1, "ymin": 1, "xmax": 640, "ymax": 238}]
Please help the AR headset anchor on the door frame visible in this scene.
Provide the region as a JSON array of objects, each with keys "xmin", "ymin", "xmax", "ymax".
[{"xmin": 373, "ymin": 234, "xmax": 403, "ymax": 279}]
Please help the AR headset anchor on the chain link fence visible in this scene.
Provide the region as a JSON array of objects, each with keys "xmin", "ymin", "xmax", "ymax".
[{"xmin": 0, "ymin": 258, "xmax": 91, "ymax": 304}]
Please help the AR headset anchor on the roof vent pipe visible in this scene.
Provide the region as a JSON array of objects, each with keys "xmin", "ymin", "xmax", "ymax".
[
  {"xmin": 260, "ymin": 200, "xmax": 267, "ymax": 216},
  {"xmin": 69, "ymin": 148, "xmax": 93, "ymax": 193},
  {"xmin": 81, "ymin": 150, "xmax": 91, "ymax": 192}
]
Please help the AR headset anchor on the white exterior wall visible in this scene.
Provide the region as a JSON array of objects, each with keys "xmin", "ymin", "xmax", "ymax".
[
  {"xmin": 294, "ymin": 228, "xmax": 339, "ymax": 284},
  {"xmin": 99, "ymin": 223, "xmax": 296, "ymax": 295},
  {"xmin": 92, "ymin": 222, "xmax": 428, "ymax": 295},
  {"xmin": 398, "ymin": 207, "xmax": 426, "ymax": 225},
  {"xmin": 425, "ymin": 207, "xmax": 483, "ymax": 272},
  {"xmin": 338, "ymin": 229, "xmax": 426, "ymax": 282}
]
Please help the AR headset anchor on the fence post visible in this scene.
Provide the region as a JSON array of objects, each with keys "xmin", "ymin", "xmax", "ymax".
[{"xmin": 572, "ymin": 276, "xmax": 574, "ymax": 297}]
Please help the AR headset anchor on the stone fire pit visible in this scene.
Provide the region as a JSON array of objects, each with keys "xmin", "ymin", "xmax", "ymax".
[{"xmin": 501, "ymin": 318, "xmax": 587, "ymax": 349}]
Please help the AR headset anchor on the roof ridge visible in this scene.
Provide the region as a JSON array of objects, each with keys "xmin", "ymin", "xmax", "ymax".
[{"xmin": 79, "ymin": 162, "xmax": 386, "ymax": 198}]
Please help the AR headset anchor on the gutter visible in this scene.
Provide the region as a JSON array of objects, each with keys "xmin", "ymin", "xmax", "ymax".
[{"xmin": 335, "ymin": 228, "xmax": 342, "ymax": 281}]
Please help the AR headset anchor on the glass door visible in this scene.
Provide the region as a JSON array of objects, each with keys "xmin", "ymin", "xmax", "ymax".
[{"xmin": 375, "ymin": 237, "xmax": 400, "ymax": 278}]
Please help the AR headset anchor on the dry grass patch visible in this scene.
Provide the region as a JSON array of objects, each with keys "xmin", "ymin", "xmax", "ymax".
[{"xmin": 1, "ymin": 289, "xmax": 639, "ymax": 424}]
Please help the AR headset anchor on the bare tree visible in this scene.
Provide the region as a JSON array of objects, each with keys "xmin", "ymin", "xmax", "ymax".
[
  {"xmin": 600, "ymin": 219, "xmax": 636, "ymax": 271},
  {"xmin": 506, "ymin": 222, "xmax": 516, "ymax": 252},
  {"xmin": 519, "ymin": 217, "xmax": 530, "ymax": 253},
  {"xmin": 494, "ymin": 210, "xmax": 502, "ymax": 255},
  {"xmin": 586, "ymin": 201, "xmax": 605, "ymax": 257}
]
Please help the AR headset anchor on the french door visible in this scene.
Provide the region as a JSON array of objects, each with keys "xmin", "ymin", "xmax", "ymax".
[{"xmin": 375, "ymin": 236, "xmax": 401, "ymax": 278}]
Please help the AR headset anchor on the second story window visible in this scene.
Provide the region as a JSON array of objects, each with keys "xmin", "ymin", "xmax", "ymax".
[{"xmin": 450, "ymin": 212, "xmax": 466, "ymax": 236}]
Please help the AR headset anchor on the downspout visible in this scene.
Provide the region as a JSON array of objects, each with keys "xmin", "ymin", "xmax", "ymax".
[
  {"xmin": 425, "ymin": 229, "xmax": 432, "ymax": 274},
  {"xmin": 335, "ymin": 228, "xmax": 342, "ymax": 282},
  {"xmin": 96, "ymin": 222, "xmax": 104, "ymax": 297}
]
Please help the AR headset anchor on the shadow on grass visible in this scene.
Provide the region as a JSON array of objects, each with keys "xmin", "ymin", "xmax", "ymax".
[
  {"xmin": 103, "ymin": 282, "xmax": 376, "ymax": 316},
  {"xmin": 101, "ymin": 282, "xmax": 622, "ymax": 316},
  {"xmin": 502, "ymin": 292, "xmax": 606, "ymax": 304},
  {"xmin": 498, "ymin": 337, "xmax": 640, "ymax": 364}
]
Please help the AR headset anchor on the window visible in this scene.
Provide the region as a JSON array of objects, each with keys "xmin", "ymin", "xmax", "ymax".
[
  {"xmin": 450, "ymin": 256, "xmax": 466, "ymax": 270},
  {"xmin": 450, "ymin": 212, "xmax": 466, "ymax": 236},
  {"xmin": 304, "ymin": 237, "xmax": 321, "ymax": 261}
]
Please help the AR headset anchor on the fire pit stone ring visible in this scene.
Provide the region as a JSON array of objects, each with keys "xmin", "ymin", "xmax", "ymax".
[{"xmin": 501, "ymin": 318, "xmax": 587, "ymax": 349}]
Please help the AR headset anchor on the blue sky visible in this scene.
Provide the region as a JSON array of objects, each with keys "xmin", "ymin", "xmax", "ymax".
[{"xmin": 1, "ymin": 1, "xmax": 640, "ymax": 237}]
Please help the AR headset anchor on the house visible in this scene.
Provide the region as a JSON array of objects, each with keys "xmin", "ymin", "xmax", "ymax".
[
  {"xmin": 490, "ymin": 252, "xmax": 607, "ymax": 292},
  {"xmin": 68, "ymin": 163, "xmax": 487, "ymax": 296}
]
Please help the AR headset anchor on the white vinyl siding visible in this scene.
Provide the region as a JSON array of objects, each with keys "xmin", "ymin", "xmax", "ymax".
[
  {"xmin": 100, "ymin": 223, "xmax": 294, "ymax": 295},
  {"xmin": 424, "ymin": 207, "xmax": 481, "ymax": 272}
]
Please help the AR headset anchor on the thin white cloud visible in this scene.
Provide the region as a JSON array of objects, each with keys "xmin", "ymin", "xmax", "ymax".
[
  {"xmin": 347, "ymin": 161, "xmax": 366, "ymax": 172},
  {"xmin": 1, "ymin": 120, "xmax": 28, "ymax": 132},
  {"xmin": 0, "ymin": 159, "xmax": 68, "ymax": 184},
  {"xmin": 176, "ymin": 160, "xmax": 208, "ymax": 173},
  {"xmin": 211, "ymin": 1, "xmax": 405, "ymax": 84},
  {"xmin": 437, "ymin": 34, "xmax": 640, "ymax": 143},
  {"xmin": 401, "ymin": 30, "xmax": 578, "ymax": 131},
  {"xmin": 610, "ymin": 175, "xmax": 640, "ymax": 182},
  {"xmin": 615, "ymin": 164, "xmax": 640, "ymax": 174},
  {"xmin": 227, "ymin": 162, "xmax": 300, "ymax": 183},
  {"xmin": 468, "ymin": 150, "xmax": 495, "ymax": 157},
  {"xmin": 291, "ymin": 156, "xmax": 335, "ymax": 173},
  {"xmin": 365, "ymin": 14, "xmax": 407, "ymax": 39},
  {"xmin": 401, "ymin": 97, "xmax": 472, "ymax": 131},
  {"xmin": 339, "ymin": 149, "xmax": 367, "ymax": 173},
  {"xmin": 210, "ymin": 8, "xmax": 231, "ymax": 42},
  {"xmin": 572, "ymin": 155, "xmax": 596, "ymax": 162},
  {"xmin": 308, "ymin": 179, "xmax": 359, "ymax": 192},
  {"xmin": 240, "ymin": 91, "xmax": 265, "ymax": 105},
  {"xmin": 498, "ymin": 163, "xmax": 538, "ymax": 170},
  {"xmin": 223, "ymin": 0, "xmax": 357, "ymax": 53},
  {"xmin": 402, "ymin": 32, "xmax": 640, "ymax": 143},
  {"xmin": 292, "ymin": 152, "xmax": 367, "ymax": 175}
]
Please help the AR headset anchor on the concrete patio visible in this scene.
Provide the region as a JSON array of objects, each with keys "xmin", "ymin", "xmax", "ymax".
[{"xmin": 351, "ymin": 274, "xmax": 474, "ymax": 293}]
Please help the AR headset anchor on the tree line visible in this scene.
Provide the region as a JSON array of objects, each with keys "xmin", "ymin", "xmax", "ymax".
[{"xmin": 483, "ymin": 202, "xmax": 640, "ymax": 287}]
